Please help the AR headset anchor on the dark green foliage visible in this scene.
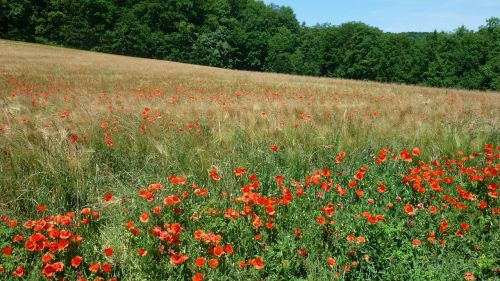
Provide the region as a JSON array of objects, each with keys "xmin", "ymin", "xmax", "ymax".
[{"xmin": 0, "ymin": 0, "xmax": 498, "ymax": 90}]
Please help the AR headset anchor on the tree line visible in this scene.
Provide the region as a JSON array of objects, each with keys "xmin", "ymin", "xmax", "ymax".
[{"xmin": 1, "ymin": 0, "xmax": 499, "ymax": 90}]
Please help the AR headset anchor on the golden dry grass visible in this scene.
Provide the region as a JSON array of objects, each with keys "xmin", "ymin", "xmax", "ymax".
[{"xmin": 1, "ymin": 39, "xmax": 498, "ymax": 153}]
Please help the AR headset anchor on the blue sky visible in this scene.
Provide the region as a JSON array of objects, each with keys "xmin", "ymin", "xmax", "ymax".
[{"xmin": 262, "ymin": 0, "xmax": 499, "ymax": 32}]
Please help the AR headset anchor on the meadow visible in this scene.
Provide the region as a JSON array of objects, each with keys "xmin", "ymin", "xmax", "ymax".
[{"xmin": 0, "ymin": 39, "xmax": 499, "ymax": 280}]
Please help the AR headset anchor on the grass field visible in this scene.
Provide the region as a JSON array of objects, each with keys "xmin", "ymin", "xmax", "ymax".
[{"xmin": 0, "ymin": 39, "xmax": 499, "ymax": 280}]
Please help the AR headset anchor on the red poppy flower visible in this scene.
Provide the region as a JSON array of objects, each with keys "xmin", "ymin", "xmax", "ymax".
[
  {"xmin": 137, "ymin": 248, "xmax": 147, "ymax": 256},
  {"xmin": 233, "ymin": 168, "xmax": 247, "ymax": 176},
  {"xmin": 327, "ymin": 257, "xmax": 336, "ymax": 267},
  {"xmin": 209, "ymin": 168, "xmax": 221, "ymax": 181},
  {"xmin": 193, "ymin": 273, "xmax": 204, "ymax": 281},
  {"xmin": 153, "ymin": 206, "xmax": 162, "ymax": 214},
  {"xmin": 316, "ymin": 216, "xmax": 326, "ymax": 225},
  {"xmin": 106, "ymin": 138, "xmax": 113, "ymax": 147},
  {"xmin": 320, "ymin": 202, "xmax": 336, "ymax": 217},
  {"xmin": 42, "ymin": 252, "xmax": 54, "ymax": 263},
  {"xmin": 404, "ymin": 204, "xmax": 415, "ymax": 216},
  {"xmin": 461, "ymin": 223, "xmax": 470, "ymax": 231},
  {"xmin": 49, "ymin": 228, "xmax": 60, "ymax": 239},
  {"xmin": 104, "ymin": 248, "xmax": 113, "ymax": 257},
  {"xmin": 464, "ymin": 272, "xmax": 475, "ymax": 280},
  {"xmin": 12, "ymin": 235, "xmax": 23, "ymax": 243},
  {"xmin": 378, "ymin": 185, "xmax": 387, "ymax": 193},
  {"xmin": 400, "ymin": 149, "xmax": 413, "ymax": 162},
  {"xmin": 207, "ymin": 258, "xmax": 218, "ymax": 268},
  {"xmin": 103, "ymin": 193, "xmax": 113, "ymax": 202},
  {"xmin": 89, "ymin": 262, "xmax": 101, "ymax": 273},
  {"xmin": 478, "ymin": 201, "xmax": 488, "ymax": 210},
  {"xmin": 57, "ymin": 239, "xmax": 69, "ymax": 252},
  {"xmin": 355, "ymin": 189, "xmax": 364, "ymax": 198},
  {"xmin": 294, "ymin": 228, "xmax": 302, "ymax": 238},
  {"xmin": 346, "ymin": 234, "xmax": 355, "ymax": 243},
  {"xmin": 140, "ymin": 212, "xmax": 150, "ymax": 223},
  {"xmin": 71, "ymin": 256, "xmax": 82, "ymax": 268},
  {"xmin": 164, "ymin": 195, "xmax": 181, "ymax": 206},
  {"xmin": 37, "ymin": 204, "xmax": 46, "ymax": 212},
  {"xmin": 102, "ymin": 263, "xmax": 111, "ymax": 273},
  {"xmin": 2, "ymin": 246, "xmax": 12, "ymax": 256},
  {"xmin": 195, "ymin": 257, "xmax": 205, "ymax": 267},
  {"xmin": 335, "ymin": 151, "xmax": 346, "ymax": 163},
  {"xmin": 213, "ymin": 245, "xmax": 224, "ymax": 257},
  {"xmin": 356, "ymin": 236, "xmax": 366, "ymax": 243},
  {"xmin": 298, "ymin": 248, "xmax": 308, "ymax": 256},
  {"xmin": 412, "ymin": 239, "xmax": 421, "ymax": 247},
  {"xmin": 60, "ymin": 228, "xmax": 73, "ymax": 239},
  {"xmin": 43, "ymin": 264, "xmax": 56, "ymax": 278},
  {"xmin": 100, "ymin": 122, "xmax": 109, "ymax": 129},
  {"xmin": 224, "ymin": 244, "xmax": 234, "ymax": 254},
  {"xmin": 69, "ymin": 134, "xmax": 78, "ymax": 143},
  {"xmin": 12, "ymin": 265, "xmax": 25, "ymax": 277},
  {"xmin": 170, "ymin": 253, "xmax": 189, "ymax": 265},
  {"xmin": 250, "ymin": 257, "xmax": 264, "ymax": 270},
  {"xmin": 194, "ymin": 229, "xmax": 205, "ymax": 240}
]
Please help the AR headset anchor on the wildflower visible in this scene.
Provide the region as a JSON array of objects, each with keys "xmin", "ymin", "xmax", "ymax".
[
  {"xmin": 103, "ymin": 193, "xmax": 113, "ymax": 202},
  {"xmin": 208, "ymin": 259, "xmax": 218, "ymax": 268},
  {"xmin": 89, "ymin": 262, "xmax": 100, "ymax": 273},
  {"xmin": 164, "ymin": 195, "xmax": 181, "ymax": 206},
  {"xmin": 193, "ymin": 273, "xmax": 204, "ymax": 281},
  {"xmin": 356, "ymin": 236, "xmax": 366, "ymax": 243},
  {"xmin": 12, "ymin": 265, "xmax": 25, "ymax": 277},
  {"xmin": 140, "ymin": 212, "xmax": 150, "ymax": 223},
  {"xmin": 412, "ymin": 239, "xmax": 421, "ymax": 247},
  {"xmin": 71, "ymin": 256, "xmax": 82, "ymax": 268},
  {"xmin": 317, "ymin": 216, "xmax": 326, "ymax": 226},
  {"xmin": 195, "ymin": 257, "xmax": 206, "ymax": 267},
  {"xmin": 461, "ymin": 223, "xmax": 470, "ymax": 231},
  {"xmin": 70, "ymin": 134, "xmax": 78, "ymax": 143},
  {"xmin": 249, "ymin": 257, "xmax": 264, "ymax": 270},
  {"xmin": 37, "ymin": 204, "xmax": 46, "ymax": 212},
  {"xmin": 233, "ymin": 167, "xmax": 247, "ymax": 176},
  {"xmin": 298, "ymin": 248, "xmax": 308, "ymax": 256},
  {"xmin": 41, "ymin": 252, "xmax": 54, "ymax": 263},
  {"xmin": 355, "ymin": 189, "xmax": 364, "ymax": 198},
  {"xmin": 335, "ymin": 151, "xmax": 346, "ymax": 163},
  {"xmin": 327, "ymin": 257, "xmax": 336, "ymax": 267},
  {"xmin": 224, "ymin": 244, "xmax": 234, "ymax": 254},
  {"xmin": 404, "ymin": 204, "xmax": 415, "ymax": 216},
  {"xmin": 43, "ymin": 264, "xmax": 56, "ymax": 278},
  {"xmin": 209, "ymin": 168, "xmax": 221, "ymax": 181},
  {"xmin": 170, "ymin": 253, "xmax": 189, "ymax": 265},
  {"xmin": 213, "ymin": 245, "xmax": 224, "ymax": 257},
  {"xmin": 102, "ymin": 263, "xmax": 112, "ymax": 273},
  {"xmin": 2, "ymin": 246, "xmax": 12, "ymax": 256},
  {"xmin": 464, "ymin": 272, "xmax": 475, "ymax": 280},
  {"xmin": 105, "ymin": 248, "xmax": 113, "ymax": 257}
]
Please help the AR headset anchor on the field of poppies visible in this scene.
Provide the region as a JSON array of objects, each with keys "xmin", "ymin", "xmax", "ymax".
[{"xmin": 0, "ymin": 40, "xmax": 499, "ymax": 280}]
